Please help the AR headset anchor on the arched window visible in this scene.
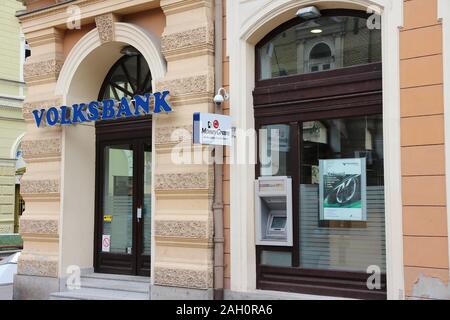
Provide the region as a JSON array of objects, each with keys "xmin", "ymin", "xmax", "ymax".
[
  {"xmin": 257, "ymin": 10, "xmax": 381, "ymax": 80},
  {"xmin": 309, "ymin": 42, "xmax": 333, "ymax": 72},
  {"xmin": 98, "ymin": 47, "xmax": 152, "ymax": 100}
]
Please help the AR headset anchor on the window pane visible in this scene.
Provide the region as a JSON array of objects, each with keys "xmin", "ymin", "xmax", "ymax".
[
  {"xmin": 260, "ymin": 251, "xmax": 292, "ymax": 267},
  {"xmin": 102, "ymin": 145, "xmax": 134, "ymax": 255},
  {"xmin": 259, "ymin": 124, "xmax": 291, "ymax": 177},
  {"xmin": 258, "ymin": 15, "xmax": 381, "ymax": 80},
  {"xmin": 299, "ymin": 115, "xmax": 386, "ymax": 273}
]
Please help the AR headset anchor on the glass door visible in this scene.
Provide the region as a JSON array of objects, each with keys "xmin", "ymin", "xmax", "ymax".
[
  {"xmin": 136, "ymin": 141, "xmax": 152, "ymax": 276},
  {"xmin": 95, "ymin": 139, "xmax": 151, "ymax": 276}
]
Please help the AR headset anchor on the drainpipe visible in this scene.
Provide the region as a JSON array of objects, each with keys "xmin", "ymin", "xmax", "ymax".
[{"xmin": 213, "ymin": 0, "xmax": 224, "ymax": 301}]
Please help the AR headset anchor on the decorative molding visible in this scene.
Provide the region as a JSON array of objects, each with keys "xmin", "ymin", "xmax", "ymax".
[
  {"xmin": 19, "ymin": 0, "xmax": 103, "ymax": 19},
  {"xmin": 161, "ymin": 26, "xmax": 214, "ymax": 57},
  {"xmin": 95, "ymin": 13, "xmax": 117, "ymax": 44},
  {"xmin": 21, "ymin": 179, "xmax": 60, "ymax": 195},
  {"xmin": 155, "ymin": 220, "xmax": 212, "ymax": 240},
  {"xmin": 154, "ymin": 266, "xmax": 213, "ymax": 289},
  {"xmin": 20, "ymin": 218, "xmax": 59, "ymax": 235},
  {"xmin": 21, "ymin": 137, "xmax": 62, "ymax": 160},
  {"xmin": 155, "ymin": 172, "xmax": 213, "ymax": 191},
  {"xmin": 17, "ymin": 253, "xmax": 58, "ymax": 278},
  {"xmin": 22, "ymin": 98, "xmax": 62, "ymax": 121},
  {"xmin": 161, "ymin": 0, "xmax": 213, "ymax": 16},
  {"xmin": 156, "ymin": 74, "xmax": 214, "ymax": 96},
  {"xmin": 155, "ymin": 125, "xmax": 192, "ymax": 145},
  {"xmin": 24, "ymin": 59, "xmax": 63, "ymax": 83}
]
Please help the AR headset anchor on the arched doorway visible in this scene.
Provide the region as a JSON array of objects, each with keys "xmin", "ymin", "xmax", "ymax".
[
  {"xmin": 95, "ymin": 50, "xmax": 152, "ymax": 276},
  {"xmin": 54, "ymin": 23, "xmax": 165, "ymax": 279}
]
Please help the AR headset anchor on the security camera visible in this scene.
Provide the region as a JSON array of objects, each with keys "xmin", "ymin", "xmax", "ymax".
[
  {"xmin": 296, "ymin": 6, "xmax": 321, "ymax": 20},
  {"xmin": 214, "ymin": 94, "xmax": 225, "ymax": 105},
  {"xmin": 213, "ymin": 88, "xmax": 229, "ymax": 106}
]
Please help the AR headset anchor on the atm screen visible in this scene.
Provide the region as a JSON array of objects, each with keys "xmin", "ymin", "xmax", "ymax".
[{"xmin": 271, "ymin": 216, "xmax": 286, "ymax": 230}]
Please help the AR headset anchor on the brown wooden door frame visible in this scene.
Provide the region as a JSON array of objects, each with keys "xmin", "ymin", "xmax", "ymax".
[{"xmin": 94, "ymin": 117, "xmax": 152, "ymax": 276}]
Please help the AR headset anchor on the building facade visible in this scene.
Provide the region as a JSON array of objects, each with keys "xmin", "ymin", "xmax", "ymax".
[
  {"xmin": 13, "ymin": 0, "xmax": 450, "ymax": 300},
  {"xmin": 0, "ymin": 0, "xmax": 26, "ymax": 235}
]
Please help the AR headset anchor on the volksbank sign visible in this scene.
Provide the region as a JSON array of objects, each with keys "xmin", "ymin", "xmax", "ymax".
[{"xmin": 32, "ymin": 91, "xmax": 172, "ymax": 128}]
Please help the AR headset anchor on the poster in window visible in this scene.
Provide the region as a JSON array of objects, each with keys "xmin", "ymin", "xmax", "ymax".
[
  {"xmin": 114, "ymin": 176, "xmax": 133, "ymax": 196},
  {"xmin": 319, "ymin": 158, "xmax": 367, "ymax": 221}
]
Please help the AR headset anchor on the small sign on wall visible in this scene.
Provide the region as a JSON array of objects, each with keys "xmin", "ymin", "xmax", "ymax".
[
  {"xmin": 102, "ymin": 235, "xmax": 111, "ymax": 253},
  {"xmin": 193, "ymin": 112, "xmax": 232, "ymax": 146},
  {"xmin": 319, "ymin": 158, "xmax": 367, "ymax": 221}
]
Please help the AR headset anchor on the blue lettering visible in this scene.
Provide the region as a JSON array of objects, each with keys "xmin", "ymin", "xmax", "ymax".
[
  {"xmin": 117, "ymin": 97, "xmax": 133, "ymax": 118},
  {"xmin": 46, "ymin": 107, "xmax": 60, "ymax": 126},
  {"xmin": 32, "ymin": 92, "xmax": 172, "ymax": 128},
  {"xmin": 72, "ymin": 104, "xmax": 88, "ymax": 123},
  {"xmin": 134, "ymin": 94, "xmax": 151, "ymax": 116},
  {"xmin": 153, "ymin": 91, "xmax": 172, "ymax": 113},
  {"xmin": 32, "ymin": 109, "xmax": 46, "ymax": 128},
  {"xmin": 87, "ymin": 101, "xmax": 100, "ymax": 121},
  {"xmin": 102, "ymin": 99, "xmax": 116, "ymax": 120},
  {"xmin": 60, "ymin": 106, "xmax": 72, "ymax": 125}
]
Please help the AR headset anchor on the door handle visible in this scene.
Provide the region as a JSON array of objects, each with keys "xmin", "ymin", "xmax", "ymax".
[{"xmin": 137, "ymin": 207, "xmax": 142, "ymax": 223}]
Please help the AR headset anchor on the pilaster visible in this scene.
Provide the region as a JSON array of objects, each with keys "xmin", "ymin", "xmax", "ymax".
[
  {"xmin": 14, "ymin": 25, "xmax": 65, "ymax": 298},
  {"xmin": 153, "ymin": 0, "xmax": 215, "ymax": 296}
]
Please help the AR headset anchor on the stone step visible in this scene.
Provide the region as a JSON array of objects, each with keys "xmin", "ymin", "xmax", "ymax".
[
  {"xmin": 75, "ymin": 277, "xmax": 149, "ymax": 293},
  {"xmin": 50, "ymin": 287, "xmax": 149, "ymax": 300},
  {"xmin": 81, "ymin": 273, "xmax": 150, "ymax": 283}
]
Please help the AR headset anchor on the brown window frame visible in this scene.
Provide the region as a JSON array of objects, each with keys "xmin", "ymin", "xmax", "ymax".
[{"xmin": 254, "ymin": 9, "xmax": 386, "ymax": 300}]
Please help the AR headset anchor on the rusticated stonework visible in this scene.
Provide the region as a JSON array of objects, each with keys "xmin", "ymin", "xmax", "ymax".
[
  {"xmin": 161, "ymin": 26, "xmax": 214, "ymax": 54},
  {"xmin": 20, "ymin": 218, "xmax": 59, "ymax": 235},
  {"xmin": 21, "ymin": 137, "xmax": 62, "ymax": 160},
  {"xmin": 156, "ymin": 74, "xmax": 214, "ymax": 96},
  {"xmin": 155, "ymin": 125, "xmax": 192, "ymax": 145},
  {"xmin": 21, "ymin": 179, "xmax": 60, "ymax": 195},
  {"xmin": 24, "ymin": 59, "xmax": 63, "ymax": 83},
  {"xmin": 155, "ymin": 172, "xmax": 213, "ymax": 190},
  {"xmin": 95, "ymin": 13, "xmax": 116, "ymax": 43},
  {"xmin": 0, "ymin": 224, "xmax": 13, "ymax": 233},
  {"xmin": 154, "ymin": 220, "xmax": 212, "ymax": 240},
  {"xmin": 17, "ymin": 254, "xmax": 58, "ymax": 278},
  {"xmin": 22, "ymin": 98, "xmax": 62, "ymax": 121},
  {"xmin": 154, "ymin": 266, "xmax": 213, "ymax": 289}
]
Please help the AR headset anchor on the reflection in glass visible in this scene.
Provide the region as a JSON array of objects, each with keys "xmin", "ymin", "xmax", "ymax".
[
  {"xmin": 142, "ymin": 143, "xmax": 152, "ymax": 256},
  {"xmin": 102, "ymin": 145, "xmax": 133, "ymax": 255},
  {"xmin": 300, "ymin": 115, "xmax": 386, "ymax": 273},
  {"xmin": 258, "ymin": 15, "xmax": 382, "ymax": 79},
  {"xmin": 259, "ymin": 124, "xmax": 291, "ymax": 177}
]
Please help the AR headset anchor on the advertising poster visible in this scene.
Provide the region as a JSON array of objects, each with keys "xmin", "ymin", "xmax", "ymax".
[{"xmin": 319, "ymin": 158, "xmax": 367, "ymax": 221}]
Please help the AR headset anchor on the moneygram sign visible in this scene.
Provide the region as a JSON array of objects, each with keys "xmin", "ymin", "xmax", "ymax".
[
  {"xmin": 193, "ymin": 112, "xmax": 232, "ymax": 146},
  {"xmin": 31, "ymin": 91, "xmax": 172, "ymax": 128}
]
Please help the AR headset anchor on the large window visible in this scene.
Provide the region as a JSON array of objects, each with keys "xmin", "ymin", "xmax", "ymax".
[
  {"xmin": 254, "ymin": 9, "xmax": 385, "ymax": 299},
  {"xmin": 257, "ymin": 11, "xmax": 381, "ymax": 80}
]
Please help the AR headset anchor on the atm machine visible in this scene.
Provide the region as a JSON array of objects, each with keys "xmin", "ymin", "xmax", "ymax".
[{"xmin": 255, "ymin": 176, "xmax": 293, "ymax": 246}]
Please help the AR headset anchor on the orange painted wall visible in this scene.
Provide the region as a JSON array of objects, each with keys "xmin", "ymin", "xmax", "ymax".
[
  {"xmin": 63, "ymin": 8, "xmax": 165, "ymax": 59},
  {"xmin": 400, "ymin": 0, "xmax": 449, "ymax": 298}
]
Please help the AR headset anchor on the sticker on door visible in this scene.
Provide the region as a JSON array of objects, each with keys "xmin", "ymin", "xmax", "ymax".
[{"xmin": 102, "ymin": 235, "xmax": 111, "ymax": 252}]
